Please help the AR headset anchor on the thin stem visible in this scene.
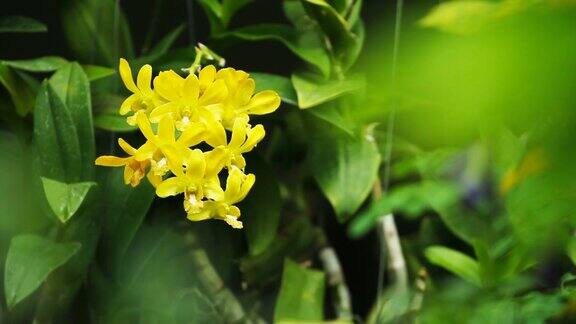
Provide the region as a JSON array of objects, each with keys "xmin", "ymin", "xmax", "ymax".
[{"xmin": 319, "ymin": 246, "xmax": 353, "ymax": 320}]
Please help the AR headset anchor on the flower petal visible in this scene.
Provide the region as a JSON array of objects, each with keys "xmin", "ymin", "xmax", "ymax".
[
  {"xmin": 199, "ymin": 65, "xmax": 216, "ymax": 91},
  {"xmin": 182, "ymin": 73, "xmax": 200, "ymax": 104},
  {"xmin": 119, "ymin": 58, "xmax": 138, "ymax": 93},
  {"xmin": 137, "ymin": 64, "xmax": 153, "ymax": 91},
  {"xmin": 178, "ymin": 123, "xmax": 206, "ymax": 147},
  {"xmin": 156, "ymin": 176, "xmax": 186, "ymax": 197},
  {"xmin": 95, "ymin": 155, "xmax": 128, "ymax": 166},
  {"xmin": 245, "ymin": 90, "xmax": 281, "ymax": 115},
  {"xmin": 158, "ymin": 116, "xmax": 176, "ymax": 143},
  {"xmin": 234, "ymin": 78, "xmax": 255, "ymax": 106},
  {"xmin": 136, "ymin": 112, "xmax": 157, "ymax": 142},
  {"xmin": 154, "ymin": 70, "xmax": 184, "ymax": 101},
  {"xmin": 239, "ymin": 124, "xmax": 265, "ymax": 153},
  {"xmin": 229, "ymin": 118, "xmax": 248, "ymax": 149},
  {"xmin": 200, "ymin": 79, "xmax": 228, "ymax": 106},
  {"xmin": 119, "ymin": 94, "xmax": 138, "ymax": 115},
  {"xmin": 150, "ymin": 102, "xmax": 177, "ymax": 123},
  {"xmin": 118, "ymin": 138, "xmax": 137, "ymax": 155}
]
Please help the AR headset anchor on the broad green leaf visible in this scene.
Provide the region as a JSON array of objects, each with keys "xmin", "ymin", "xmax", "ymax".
[
  {"xmin": 41, "ymin": 177, "xmax": 96, "ymax": 223},
  {"xmin": 348, "ymin": 181, "xmax": 460, "ymax": 238},
  {"xmin": 251, "ymin": 72, "xmax": 297, "ymax": 105},
  {"xmin": 137, "ymin": 25, "xmax": 185, "ymax": 64},
  {"xmin": 82, "ymin": 65, "xmax": 115, "ymax": 81},
  {"xmin": 34, "ymin": 82, "xmax": 82, "ymax": 182},
  {"xmin": 419, "ymin": 1, "xmax": 500, "ymax": 34},
  {"xmin": 49, "ymin": 63, "xmax": 95, "ymax": 180},
  {"xmin": 4, "ymin": 235, "xmax": 80, "ymax": 309},
  {"xmin": 62, "ymin": 0, "xmax": 134, "ymax": 66},
  {"xmin": 292, "ymin": 72, "xmax": 365, "ymax": 109},
  {"xmin": 1, "ymin": 56, "xmax": 68, "ymax": 73},
  {"xmin": 274, "ymin": 259, "xmax": 325, "ymax": 322},
  {"xmin": 100, "ymin": 168, "xmax": 155, "ymax": 272},
  {"xmin": 308, "ymin": 121, "xmax": 381, "ymax": 221},
  {"xmin": 222, "ymin": 24, "xmax": 330, "ymax": 77},
  {"xmin": 305, "ymin": 100, "xmax": 354, "ymax": 135},
  {"xmin": 0, "ymin": 64, "xmax": 36, "ymax": 116},
  {"xmin": 425, "ymin": 245, "xmax": 482, "ymax": 286},
  {"xmin": 0, "ymin": 15, "xmax": 47, "ymax": 33},
  {"xmin": 241, "ymin": 155, "xmax": 282, "ymax": 256}
]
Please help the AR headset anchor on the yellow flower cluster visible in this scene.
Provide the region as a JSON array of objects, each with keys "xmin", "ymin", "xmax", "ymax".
[{"xmin": 95, "ymin": 59, "xmax": 281, "ymax": 228}]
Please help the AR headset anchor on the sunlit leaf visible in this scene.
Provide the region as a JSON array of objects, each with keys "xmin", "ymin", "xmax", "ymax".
[
  {"xmin": 41, "ymin": 177, "xmax": 96, "ymax": 223},
  {"xmin": 419, "ymin": 1, "xmax": 500, "ymax": 34},
  {"xmin": 0, "ymin": 15, "xmax": 47, "ymax": 33},
  {"xmin": 292, "ymin": 72, "xmax": 365, "ymax": 109},
  {"xmin": 425, "ymin": 245, "xmax": 482, "ymax": 286},
  {"xmin": 274, "ymin": 259, "xmax": 325, "ymax": 321},
  {"xmin": 4, "ymin": 234, "xmax": 80, "ymax": 309}
]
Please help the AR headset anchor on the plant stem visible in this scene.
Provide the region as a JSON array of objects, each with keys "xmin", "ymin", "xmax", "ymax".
[
  {"xmin": 319, "ymin": 246, "xmax": 353, "ymax": 320},
  {"xmin": 183, "ymin": 232, "xmax": 262, "ymax": 323}
]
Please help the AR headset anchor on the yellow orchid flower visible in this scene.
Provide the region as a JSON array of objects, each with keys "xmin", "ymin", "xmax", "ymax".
[
  {"xmin": 96, "ymin": 59, "xmax": 281, "ymax": 229},
  {"xmin": 118, "ymin": 58, "xmax": 164, "ymax": 125},
  {"xmin": 150, "ymin": 66, "xmax": 228, "ymax": 131},
  {"xmin": 206, "ymin": 67, "xmax": 281, "ymax": 129},
  {"xmin": 204, "ymin": 117, "xmax": 265, "ymax": 169},
  {"xmin": 95, "ymin": 138, "xmax": 155, "ymax": 187},
  {"xmin": 188, "ymin": 166, "xmax": 256, "ymax": 229}
]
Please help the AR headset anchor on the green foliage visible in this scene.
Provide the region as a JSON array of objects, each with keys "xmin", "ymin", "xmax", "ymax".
[
  {"xmin": 292, "ymin": 72, "xmax": 365, "ymax": 109},
  {"xmin": 4, "ymin": 235, "xmax": 80, "ymax": 309},
  {"xmin": 61, "ymin": 0, "xmax": 133, "ymax": 66},
  {"xmin": 274, "ymin": 259, "xmax": 325, "ymax": 322},
  {"xmin": 33, "ymin": 82, "xmax": 82, "ymax": 182},
  {"xmin": 251, "ymin": 72, "xmax": 297, "ymax": 106},
  {"xmin": 308, "ymin": 121, "xmax": 380, "ymax": 221},
  {"xmin": 241, "ymin": 155, "xmax": 282, "ymax": 256},
  {"xmin": 0, "ymin": 15, "xmax": 47, "ymax": 33},
  {"xmin": 424, "ymin": 245, "xmax": 482, "ymax": 287},
  {"xmin": 0, "ymin": 64, "xmax": 36, "ymax": 116},
  {"xmin": 41, "ymin": 177, "xmax": 96, "ymax": 224}
]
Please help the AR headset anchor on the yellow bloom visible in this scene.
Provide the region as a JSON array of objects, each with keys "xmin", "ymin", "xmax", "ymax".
[
  {"xmin": 206, "ymin": 67, "xmax": 281, "ymax": 129},
  {"xmin": 204, "ymin": 117, "xmax": 265, "ymax": 169},
  {"xmin": 188, "ymin": 166, "xmax": 256, "ymax": 229},
  {"xmin": 97, "ymin": 59, "xmax": 281, "ymax": 229},
  {"xmin": 95, "ymin": 138, "xmax": 155, "ymax": 187},
  {"xmin": 118, "ymin": 58, "xmax": 164, "ymax": 125},
  {"xmin": 150, "ymin": 66, "xmax": 228, "ymax": 131}
]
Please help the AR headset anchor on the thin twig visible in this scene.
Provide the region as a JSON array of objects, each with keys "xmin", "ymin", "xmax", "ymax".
[
  {"xmin": 319, "ymin": 246, "xmax": 353, "ymax": 320},
  {"xmin": 405, "ymin": 268, "xmax": 428, "ymax": 323}
]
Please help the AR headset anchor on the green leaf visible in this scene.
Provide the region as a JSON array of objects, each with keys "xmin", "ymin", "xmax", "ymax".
[
  {"xmin": 305, "ymin": 100, "xmax": 355, "ymax": 135},
  {"xmin": 221, "ymin": 24, "xmax": 331, "ymax": 77},
  {"xmin": 419, "ymin": 1, "xmax": 500, "ymax": 34},
  {"xmin": 137, "ymin": 25, "xmax": 185, "ymax": 64},
  {"xmin": 94, "ymin": 114, "xmax": 137, "ymax": 132},
  {"xmin": 308, "ymin": 121, "xmax": 381, "ymax": 221},
  {"xmin": 251, "ymin": 72, "xmax": 297, "ymax": 105},
  {"xmin": 274, "ymin": 259, "xmax": 325, "ymax": 322},
  {"xmin": 82, "ymin": 64, "xmax": 115, "ymax": 81},
  {"xmin": 100, "ymin": 168, "xmax": 156, "ymax": 272},
  {"xmin": 4, "ymin": 234, "xmax": 80, "ymax": 309},
  {"xmin": 1, "ymin": 56, "xmax": 68, "ymax": 73},
  {"xmin": 49, "ymin": 63, "xmax": 95, "ymax": 180},
  {"xmin": 349, "ymin": 181, "xmax": 460, "ymax": 238},
  {"xmin": 62, "ymin": 0, "xmax": 133, "ymax": 66},
  {"xmin": 292, "ymin": 72, "xmax": 365, "ymax": 109},
  {"xmin": 33, "ymin": 82, "xmax": 82, "ymax": 182},
  {"xmin": 0, "ymin": 15, "xmax": 47, "ymax": 33},
  {"xmin": 0, "ymin": 63, "xmax": 36, "ymax": 116},
  {"xmin": 196, "ymin": 0, "xmax": 253, "ymax": 34},
  {"xmin": 241, "ymin": 155, "xmax": 282, "ymax": 256},
  {"xmin": 424, "ymin": 245, "xmax": 482, "ymax": 286},
  {"xmin": 41, "ymin": 177, "xmax": 96, "ymax": 223}
]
